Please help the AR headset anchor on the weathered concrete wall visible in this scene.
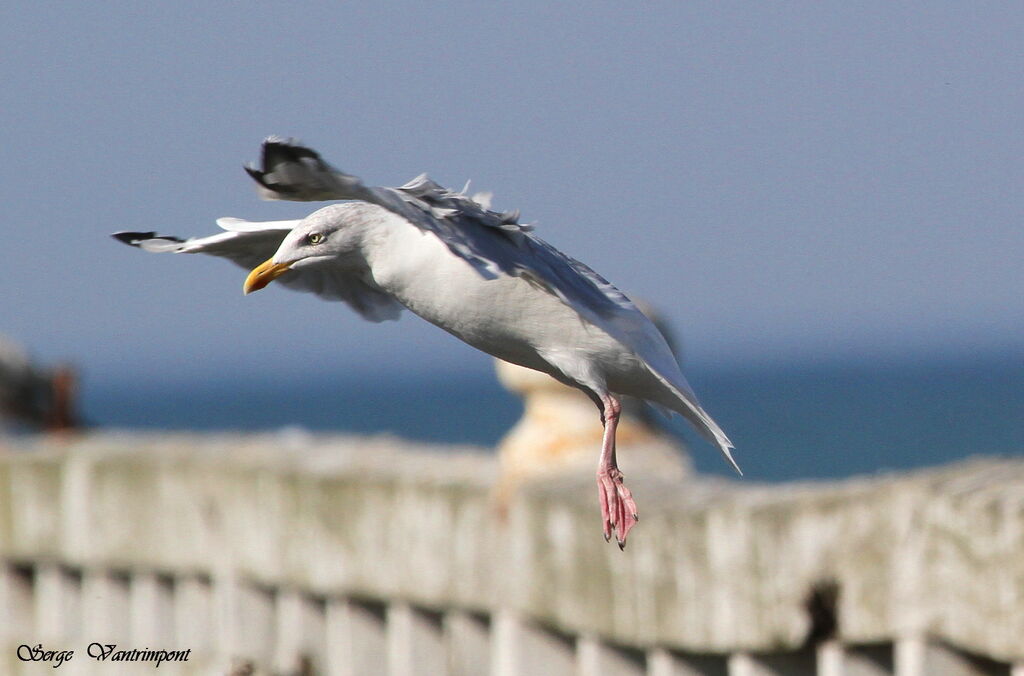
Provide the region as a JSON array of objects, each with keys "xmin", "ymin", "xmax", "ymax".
[{"xmin": 0, "ymin": 432, "xmax": 1022, "ymax": 672}]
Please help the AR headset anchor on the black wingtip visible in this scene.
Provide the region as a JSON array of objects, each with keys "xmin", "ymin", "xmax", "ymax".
[
  {"xmin": 246, "ymin": 138, "xmax": 323, "ymax": 195},
  {"xmin": 111, "ymin": 231, "xmax": 186, "ymax": 247},
  {"xmin": 244, "ymin": 164, "xmax": 270, "ymax": 188},
  {"xmin": 244, "ymin": 163, "xmax": 302, "ymax": 195},
  {"xmin": 260, "ymin": 136, "xmax": 321, "ymax": 166},
  {"xmin": 111, "ymin": 231, "xmax": 155, "ymax": 246}
]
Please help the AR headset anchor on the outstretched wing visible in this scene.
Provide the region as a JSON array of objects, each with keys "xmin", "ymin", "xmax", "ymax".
[
  {"xmin": 113, "ymin": 218, "xmax": 403, "ymax": 322},
  {"xmin": 243, "ymin": 138, "xmax": 656, "ymax": 323},
  {"xmin": 245, "ymin": 139, "xmax": 634, "ymax": 305},
  {"xmin": 113, "ymin": 218, "xmax": 295, "ymax": 270},
  {"xmin": 246, "ymin": 138, "xmax": 539, "ymax": 280}
]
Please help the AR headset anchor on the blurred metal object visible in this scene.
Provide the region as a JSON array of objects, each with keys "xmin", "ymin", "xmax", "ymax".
[{"xmin": 0, "ymin": 334, "xmax": 79, "ymax": 432}]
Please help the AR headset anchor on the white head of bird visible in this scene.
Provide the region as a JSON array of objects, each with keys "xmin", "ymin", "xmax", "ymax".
[{"xmin": 244, "ymin": 204, "xmax": 370, "ymax": 294}]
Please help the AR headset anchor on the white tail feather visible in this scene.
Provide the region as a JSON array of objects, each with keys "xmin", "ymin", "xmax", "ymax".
[{"xmin": 650, "ymin": 371, "xmax": 742, "ymax": 476}]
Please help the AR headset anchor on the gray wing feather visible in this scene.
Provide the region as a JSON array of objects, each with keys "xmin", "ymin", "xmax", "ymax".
[
  {"xmin": 243, "ymin": 138, "xmax": 654, "ymax": 328},
  {"xmin": 244, "ymin": 138, "xmax": 648, "ymax": 318},
  {"xmin": 246, "ymin": 138, "xmax": 536, "ymax": 281}
]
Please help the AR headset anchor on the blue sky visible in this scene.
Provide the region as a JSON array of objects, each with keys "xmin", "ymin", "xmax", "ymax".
[{"xmin": 2, "ymin": 3, "xmax": 1021, "ymax": 387}]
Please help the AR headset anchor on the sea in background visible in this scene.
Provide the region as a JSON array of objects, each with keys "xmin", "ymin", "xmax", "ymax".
[{"xmin": 81, "ymin": 353, "xmax": 1024, "ymax": 483}]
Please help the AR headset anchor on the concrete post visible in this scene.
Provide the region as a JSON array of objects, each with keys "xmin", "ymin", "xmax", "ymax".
[
  {"xmin": 325, "ymin": 597, "xmax": 387, "ymax": 676},
  {"xmin": 237, "ymin": 583, "xmax": 275, "ymax": 664},
  {"xmin": 577, "ymin": 634, "xmax": 645, "ymax": 675},
  {"xmin": 1, "ymin": 563, "xmax": 34, "ymax": 643},
  {"xmin": 174, "ymin": 575, "xmax": 212, "ymax": 652},
  {"xmin": 128, "ymin": 572, "xmax": 165, "ymax": 645},
  {"xmin": 387, "ymin": 601, "xmax": 445, "ymax": 676},
  {"xmin": 212, "ymin": 570, "xmax": 240, "ymax": 671},
  {"xmin": 444, "ymin": 610, "xmax": 490, "ymax": 676},
  {"xmin": 817, "ymin": 641, "xmax": 844, "ymax": 676},
  {"xmin": 273, "ymin": 589, "xmax": 304, "ymax": 673},
  {"xmin": 491, "ymin": 610, "xmax": 575, "ymax": 676},
  {"xmin": 896, "ymin": 636, "xmax": 1005, "ymax": 676},
  {"xmin": 82, "ymin": 570, "xmax": 130, "ymax": 642},
  {"xmin": 34, "ymin": 563, "xmax": 67, "ymax": 640}
]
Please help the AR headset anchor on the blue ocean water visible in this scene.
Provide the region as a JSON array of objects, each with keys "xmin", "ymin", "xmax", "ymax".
[{"xmin": 82, "ymin": 355, "xmax": 1023, "ymax": 482}]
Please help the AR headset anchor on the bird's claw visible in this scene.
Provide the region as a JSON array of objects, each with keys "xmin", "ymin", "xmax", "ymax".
[{"xmin": 597, "ymin": 467, "xmax": 638, "ymax": 549}]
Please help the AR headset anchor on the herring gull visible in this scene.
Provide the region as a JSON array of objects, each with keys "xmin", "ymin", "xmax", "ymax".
[{"xmin": 114, "ymin": 138, "xmax": 739, "ymax": 548}]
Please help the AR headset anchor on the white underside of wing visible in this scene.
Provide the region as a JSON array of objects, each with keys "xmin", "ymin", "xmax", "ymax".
[
  {"xmin": 215, "ymin": 217, "xmax": 301, "ymax": 233},
  {"xmin": 175, "ymin": 219, "xmax": 299, "ymax": 270},
  {"xmin": 118, "ymin": 215, "xmax": 405, "ymax": 323}
]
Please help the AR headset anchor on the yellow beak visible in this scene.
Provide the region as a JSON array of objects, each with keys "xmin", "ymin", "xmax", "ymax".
[{"xmin": 243, "ymin": 259, "xmax": 292, "ymax": 294}]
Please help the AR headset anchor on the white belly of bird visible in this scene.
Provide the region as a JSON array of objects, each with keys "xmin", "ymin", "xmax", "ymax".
[{"xmin": 366, "ymin": 224, "xmax": 639, "ymax": 391}]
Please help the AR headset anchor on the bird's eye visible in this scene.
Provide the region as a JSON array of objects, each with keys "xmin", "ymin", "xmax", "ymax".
[{"xmin": 306, "ymin": 232, "xmax": 324, "ymax": 245}]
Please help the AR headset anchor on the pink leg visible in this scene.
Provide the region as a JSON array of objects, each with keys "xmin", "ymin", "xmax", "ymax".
[{"xmin": 596, "ymin": 394, "xmax": 638, "ymax": 549}]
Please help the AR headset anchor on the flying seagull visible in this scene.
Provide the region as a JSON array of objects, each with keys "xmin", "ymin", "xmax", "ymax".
[{"xmin": 114, "ymin": 138, "xmax": 739, "ymax": 548}]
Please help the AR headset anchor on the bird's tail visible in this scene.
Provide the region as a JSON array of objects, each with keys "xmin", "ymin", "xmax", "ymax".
[
  {"xmin": 685, "ymin": 402, "xmax": 741, "ymax": 476},
  {"xmin": 651, "ymin": 371, "xmax": 742, "ymax": 476}
]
